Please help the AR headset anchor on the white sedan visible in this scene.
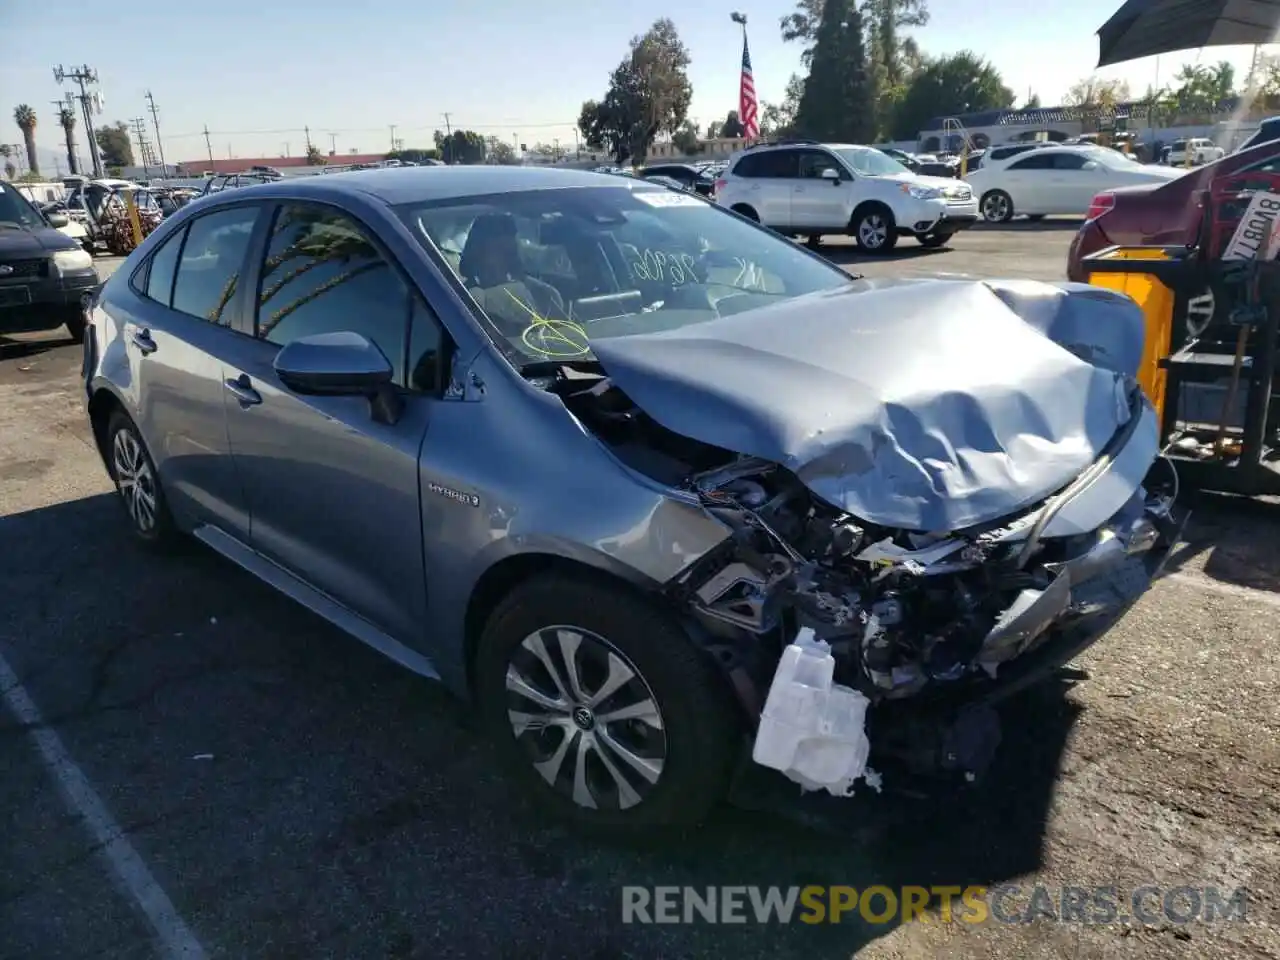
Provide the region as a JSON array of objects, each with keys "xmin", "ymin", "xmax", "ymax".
[{"xmin": 966, "ymin": 146, "xmax": 1186, "ymax": 222}]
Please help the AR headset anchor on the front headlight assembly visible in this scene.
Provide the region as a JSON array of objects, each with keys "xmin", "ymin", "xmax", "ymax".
[
  {"xmin": 52, "ymin": 248, "xmax": 94, "ymax": 274},
  {"xmin": 903, "ymin": 184, "xmax": 943, "ymax": 200}
]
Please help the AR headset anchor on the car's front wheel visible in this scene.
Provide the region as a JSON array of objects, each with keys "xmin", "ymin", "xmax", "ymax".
[
  {"xmin": 851, "ymin": 204, "xmax": 898, "ymax": 253},
  {"xmin": 980, "ymin": 190, "xmax": 1014, "ymax": 223},
  {"xmin": 475, "ymin": 573, "xmax": 740, "ymax": 833}
]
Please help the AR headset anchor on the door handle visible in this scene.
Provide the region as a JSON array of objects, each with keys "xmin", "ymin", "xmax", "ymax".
[
  {"xmin": 131, "ymin": 329, "xmax": 157, "ymax": 355},
  {"xmin": 223, "ymin": 374, "xmax": 262, "ymax": 407}
]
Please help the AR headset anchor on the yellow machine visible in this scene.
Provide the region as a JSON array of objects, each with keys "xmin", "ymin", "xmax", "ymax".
[{"xmin": 1081, "ymin": 247, "xmax": 1180, "ymax": 424}]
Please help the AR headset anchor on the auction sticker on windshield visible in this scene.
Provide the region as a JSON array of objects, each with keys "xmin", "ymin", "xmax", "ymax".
[{"xmin": 634, "ymin": 191, "xmax": 705, "ymax": 208}]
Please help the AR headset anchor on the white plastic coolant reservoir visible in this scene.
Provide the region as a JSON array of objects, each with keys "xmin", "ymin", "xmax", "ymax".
[{"xmin": 751, "ymin": 627, "xmax": 873, "ymax": 796}]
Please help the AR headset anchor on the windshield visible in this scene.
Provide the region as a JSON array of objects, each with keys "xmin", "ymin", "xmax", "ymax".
[
  {"xmin": 397, "ymin": 186, "xmax": 852, "ymax": 366},
  {"xmin": 835, "ymin": 147, "xmax": 911, "ymax": 177},
  {"xmin": 0, "ymin": 183, "xmax": 47, "ymax": 229},
  {"xmin": 1172, "ymin": 139, "xmax": 1187, "ymax": 150}
]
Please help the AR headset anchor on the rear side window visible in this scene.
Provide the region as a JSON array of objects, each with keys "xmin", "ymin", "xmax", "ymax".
[
  {"xmin": 145, "ymin": 228, "xmax": 185, "ymax": 306},
  {"xmin": 733, "ymin": 150, "xmax": 799, "ymax": 178},
  {"xmin": 171, "ymin": 206, "xmax": 260, "ymax": 325},
  {"xmin": 1052, "ymin": 153, "xmax": 1090, "ymax": 170}
]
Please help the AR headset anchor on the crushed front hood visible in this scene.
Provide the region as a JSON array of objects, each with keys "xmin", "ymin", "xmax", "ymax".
[{"xmin": 590, "ymin": 279, "xmax": 1138, "ymax": 532}]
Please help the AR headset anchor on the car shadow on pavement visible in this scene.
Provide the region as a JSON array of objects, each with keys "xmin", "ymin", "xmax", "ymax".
[
  {"xmin": 1159, "ymin": 490, "xmax": 1280, "ymax": 595},
  {"xmin": 972, "ymin": 219, "xmax": 1085, "ymax": 233},
  {"xmin": 0, "ymin": 331, "xmax": 76, "ymax": 363},
  {"xmin": 0, "ymin": 493, "xmax": 1075, "ymax": 959}
]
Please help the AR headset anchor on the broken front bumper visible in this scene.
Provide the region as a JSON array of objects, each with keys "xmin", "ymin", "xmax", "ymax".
[{"xmin": 867, "ymin": 499, "xmax": 1188, "ymax": 781}]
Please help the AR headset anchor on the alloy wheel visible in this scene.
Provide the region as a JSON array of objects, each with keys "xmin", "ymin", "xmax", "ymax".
[
  {"xmin": 858, "ymin": 214, "xmax": 888, "ymax": 250},
  {"xmin": 112, "ymin": 428, "xmax": 157, "ymax": 533},
  {"xmin": 504, "ymin": 626, "xmax": 667, "ymax": 811},
  {"xmin": 982, "ymin": 192, "xmax": 1011, "ymax": 222}
]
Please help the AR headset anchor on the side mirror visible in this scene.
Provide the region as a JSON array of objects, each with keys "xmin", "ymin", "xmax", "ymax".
[
  {"xmin": 274, "ymin": 331, "xmax": 402, "ymax": 422},
  {"xmin": 820, "ymin": 167, "xmax": 842, "ymax": 183},
  {"xmin": 1082, "ymin": 161, "xmax": 1099, "ymax": 171},
  {"xmin": 47, "ymin": 212, "xmax": 70, "ymax": 227}
]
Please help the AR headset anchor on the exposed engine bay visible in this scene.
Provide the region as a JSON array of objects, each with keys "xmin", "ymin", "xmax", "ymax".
[
  {"xmin": 554, "ymin": 366, "xmax": 1177, "ymax": 699},
  {"xmin": 549, "ymin": 359, "xmax": 1183, "ymax": 793}
]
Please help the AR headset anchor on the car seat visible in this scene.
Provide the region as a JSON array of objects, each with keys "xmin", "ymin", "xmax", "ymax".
[{"xmin": 458, "ymin": 214, "xmax": 568, "ymax": 332}]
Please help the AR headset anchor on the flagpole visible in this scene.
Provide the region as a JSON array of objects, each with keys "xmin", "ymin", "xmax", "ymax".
[{"xmin": 731, "ymin": 11, "xmax": 754, "ymax": 145}]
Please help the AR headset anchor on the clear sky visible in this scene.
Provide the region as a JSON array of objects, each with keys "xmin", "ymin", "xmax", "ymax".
[{"xmin": 0, "ymin": 0, "xmax": 1270, "ymax": 165}]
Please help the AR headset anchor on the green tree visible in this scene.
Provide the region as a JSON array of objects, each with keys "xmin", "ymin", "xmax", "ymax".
[
  {"xmin": 58, "ymin": 107, "xmax": 78, "ymax": 175},
  {"xmin": 1064, "ymin": 75, "xmax": 1131, "ymax": 108},
  {"xmin": 487, "ymin": 140, "xmax": 519, "ymax": 164},
  {"xmin": 577, "ymin": 18, "xmax": 692, "ymax": 167},
  {"xmin": 433, "ymin": 129, "xmax": 486, "ymax": 164},
  {"xmin": 1163, "ymin": 62, "xmax": 1235, "ymax": 115},
  {"xmin": 781, "ymin": 0, "xmax": 926, "ymax": 73},
  {"xmin": 794, "ymin": 0, "xmax": 876, "ymax": 143},
  {"xmin": 759, "ymin": 73, "xmax": 805, "ymax": 139},
  {"xmin": 13, "ymin": 104, "xmax": 38, "ymax": 177},
  {"xmin": 386, "ymin": 147, "xmax": 440, "ymax": 163},
  {"xmin": 1025, "ymin": 92, "xmax": 1042, "ymax": 109},
  {"xmin": 719, "ymin": 110, "xmax": 745, "ymax": 138},
  {"xmin": 95, "ymin": 121, "xmax": 134, "ymax": 167},
  {"xmin": 672, "ymin": 121, "xmax": 701, "ymax": 154},
  {"xmin": 891, "ymin": 52, "xmax": 1014, "ymax": 140},
  {"xmin": 305, "ymin": 144, "xmax": 326, "ymax": 165}
]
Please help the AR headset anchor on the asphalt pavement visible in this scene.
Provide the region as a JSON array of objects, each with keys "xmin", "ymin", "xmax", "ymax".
[{"xmin": 1, "ymin": 226, "xmax": 1277, "ymax": 960}]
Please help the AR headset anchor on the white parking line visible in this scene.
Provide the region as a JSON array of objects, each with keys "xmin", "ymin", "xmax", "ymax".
[{"xmin": 0, "ymin": 650, "xmax": 207, "ymax": 959}]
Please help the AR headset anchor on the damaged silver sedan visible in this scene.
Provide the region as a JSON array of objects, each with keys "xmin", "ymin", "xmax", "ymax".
[{"xmin": 84, "ymin": 168, "xmax": 1184, "ymax": 834}]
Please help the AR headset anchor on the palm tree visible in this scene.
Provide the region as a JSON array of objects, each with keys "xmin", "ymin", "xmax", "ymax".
[
  {"xmin": 58, "ymin": 108, "xmax": 78, "ymax": 176},
  {"xmin": 13, "ymin": 105, "xmax": 39, "ymax": 177}
]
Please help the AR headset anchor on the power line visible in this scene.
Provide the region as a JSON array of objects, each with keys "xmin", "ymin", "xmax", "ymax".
[{"xmin": 162, "ymin": 120, "xmax": 579, "ymax": 140}]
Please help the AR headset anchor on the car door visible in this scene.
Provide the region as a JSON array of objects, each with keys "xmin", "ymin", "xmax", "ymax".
[
  {"xmin": 791, "ymin": 149, "xmax": 853, "ymax": 231},
  {"xmin": 219, "ymin": 200, "xmax": 439, "ymax": 642},
  {"xmin": 128, "ymin": 203, "xmax": 265, "ymax": 539},
  {"xmin": 1001, "ymin": 152, "xmax": 1055, "ymax": 213},
  {"xmin": 1048, "ymin": 152, "xmax": 1104, "ymax": 213}
]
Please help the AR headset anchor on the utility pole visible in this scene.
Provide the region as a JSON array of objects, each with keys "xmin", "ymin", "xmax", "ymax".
[
  {"xmin": 329, "ymin": 132, "xmax": 337, "ymax": 155},
  {"xmin": 389, "ymin": 124, "xmax": 397, "ymax": 152},
  {"xmin": 51, "ymin": 99, "xmax": 78, "ymax": 175},
  {"xmin": 53, "ymin": 64, "xmax": 102, "ymax": 177},
  {"xmin": 304, "ymin": 126, "xmax": 313, "ymax": 153},
  {"xmin": 203, "ymin": 125, "xmax": 214, "ymax": 165},
  {"xmin": 132, "ymin": 118, "xmax": 152, "ymax": 179},
  {"xmin": 144, "ymin": 90, "xmax": 168, "ymax": 176},
  {"xmin": 442, "ymin": 113, "xmax": 453, "ymax": 164}
]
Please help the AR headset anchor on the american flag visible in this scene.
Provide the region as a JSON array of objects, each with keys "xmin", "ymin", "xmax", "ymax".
[{"xmin": 739, "ymin": 35, "xmax": 759, "ymax": 140}]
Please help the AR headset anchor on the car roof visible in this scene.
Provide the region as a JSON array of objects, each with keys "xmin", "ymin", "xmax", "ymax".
[{"xmin": 204, "ymin": 165, "xmax": 641, "ymax": 206}]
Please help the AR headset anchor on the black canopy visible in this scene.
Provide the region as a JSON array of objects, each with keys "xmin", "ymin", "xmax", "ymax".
[{"xmin": 1097, "ymin": 0, "xmax": 1280, "ymax": 66}]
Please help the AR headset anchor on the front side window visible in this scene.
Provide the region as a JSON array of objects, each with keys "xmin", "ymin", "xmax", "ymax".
[
  {"xmin": 1008, "ymin": 154, "xmax": 1054, "ymax": 171},
  {"xmin": 0, "ymin": 182, "xmax": 48, "ymax": 230},
  {"xmin": 254, "ymin": 203, "xmax": 410, "ymax": 386},
  {"xmin": 397, "ymin": 185, "xmax": 852, "ymax": 368},
  {"xmin": 171, "ymin": 206, "xmax": 259, "ymax": 324}
]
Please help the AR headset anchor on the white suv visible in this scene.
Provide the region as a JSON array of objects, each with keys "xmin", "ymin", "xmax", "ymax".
[
  {"xmin": 1165, "ymin": 138, "xmax": 1225, "ymax": 166},
  {"xmin": 713, "ymin": 140, "xmax": 979, "ymax": 252}
]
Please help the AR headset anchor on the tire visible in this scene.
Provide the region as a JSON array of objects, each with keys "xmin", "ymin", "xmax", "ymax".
[
  {"xmin": 918, "ymin": 234, "xmax": 950, "ymax": 249},
  {"xmin": 475, "ymin": 573, "xmax": 740, "ymax": 834},
  {"xmin": 731, "ymin": 204, "xmax": 759, "ymax": 222},
  {"xmin": 851, "ymin": 204, "xmax": 898, "ymax": 253},
  {"xmin": 1026, "ymin": 214, "xmax": 1045, "ymax": 222},
  {"xmin": 105, "ymin": 410, "xmax": 179, "ymax": 548},
  {"xmin": 62, "ymin": 307, "xmax": 86, "ymax": 344},
  {"xmin": 980, "ymin": 190, "xmax": 1014, "ymax": 224},
  {"xmin": 806, "ymin": 234, "xmax": 823, "ymax": 249}
]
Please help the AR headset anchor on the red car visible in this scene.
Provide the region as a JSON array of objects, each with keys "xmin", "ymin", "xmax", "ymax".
[{"xmin": 1067, "ymin": 137, "xmax": 1280, "ymax": 333}]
